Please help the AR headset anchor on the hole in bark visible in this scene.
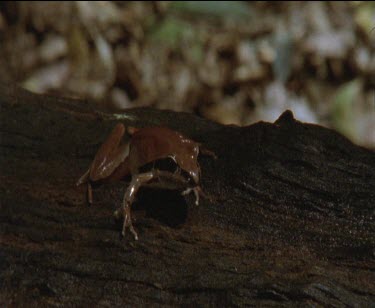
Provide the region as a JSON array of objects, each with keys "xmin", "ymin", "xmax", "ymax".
[{"xmin": 134, "ymin": 188, "xmax": 188, "ymax": 227}]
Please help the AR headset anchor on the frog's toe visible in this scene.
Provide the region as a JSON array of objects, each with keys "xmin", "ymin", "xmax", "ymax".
[
  {"xmin": 119, "ymin": 209, "xmax": 138, "ymax": 240},
  {"xmin": 182, "ymin": 186, "xmax": 200, "ymax": 206}
]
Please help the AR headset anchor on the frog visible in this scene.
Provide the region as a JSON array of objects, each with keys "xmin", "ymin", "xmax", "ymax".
[{"xmin": 77, "ymin": 123, "xmax": 216, "ymax": 240}]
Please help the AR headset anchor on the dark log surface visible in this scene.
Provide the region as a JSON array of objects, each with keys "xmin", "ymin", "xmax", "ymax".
[{"xmin": 0, "ymin": 82, "xmax": 374, "ymax": 307}]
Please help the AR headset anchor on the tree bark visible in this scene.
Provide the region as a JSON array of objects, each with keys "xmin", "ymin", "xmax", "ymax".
[{"xmin": 1, "ymin": 82, "xmax": 374, "ymax": 306}]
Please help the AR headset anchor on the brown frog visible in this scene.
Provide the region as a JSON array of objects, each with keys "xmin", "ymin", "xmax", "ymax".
[{"xmin": 77, "ymin": 123, "xmax": 215, "ymax": 240}]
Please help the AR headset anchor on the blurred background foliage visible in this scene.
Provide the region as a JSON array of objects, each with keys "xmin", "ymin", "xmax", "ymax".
[{"xmin": 0, "ymin": 1, "xmax": 374, "ymax": 147}]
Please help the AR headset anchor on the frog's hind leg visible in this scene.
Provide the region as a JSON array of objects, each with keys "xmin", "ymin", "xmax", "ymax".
[
  {"xmin": 75, "ymin": 168, "xmax": 94, "ymax": 205},
  {"xmin": 115, "ymin": 172, "xmax": 155, "ymax": 240}
]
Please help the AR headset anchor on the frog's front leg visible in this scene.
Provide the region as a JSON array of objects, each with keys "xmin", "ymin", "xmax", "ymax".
[
  {"xmin": 182, "ymin": 186, "xmax": 213, "ymax": 206},
  {"xmin": 115, "ymin": 171, "xmax": 155, "ymax": 240},
  {"xmin": 199, "ymin": 146, "xmax": 217, "ymax": 159}
]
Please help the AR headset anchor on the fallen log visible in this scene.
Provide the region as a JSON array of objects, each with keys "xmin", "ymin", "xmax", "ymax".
[{"xmin": 0, "ymin": 82, "xmax": 374, "ymax": 306}]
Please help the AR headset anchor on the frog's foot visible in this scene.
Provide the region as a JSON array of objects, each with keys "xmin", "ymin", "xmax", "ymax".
[
  {"xmin": 182, "ymin": 186, "xmax": 201, "ymax": 206},
  {"xmin": 114, "ymin": 205, "xmax": 138, "ymax": 240},
  {"xmin": 122, "ymin": 203, "xmax": 139, "ymax": 240}
]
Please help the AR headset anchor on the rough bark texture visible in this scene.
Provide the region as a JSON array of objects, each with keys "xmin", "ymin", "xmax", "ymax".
[{"xmin": 0, "ymin": 82, "xmax": 374, "ymax": 307}]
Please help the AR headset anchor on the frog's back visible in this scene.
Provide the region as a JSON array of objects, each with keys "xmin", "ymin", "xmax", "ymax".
[{"xmin": 129, "ymin": 127, "xmax": 200, "ymax": 183}]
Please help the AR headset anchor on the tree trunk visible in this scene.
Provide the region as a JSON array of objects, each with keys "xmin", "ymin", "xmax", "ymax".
[{"xmin": 1, "ymin": 82, "xmax": 374, "ymax": 306}]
